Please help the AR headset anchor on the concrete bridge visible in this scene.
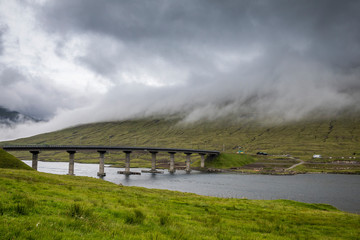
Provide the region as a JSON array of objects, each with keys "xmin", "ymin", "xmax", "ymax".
[{"xmin": 2, "ymin": 145, "xmax": 220, "ymax": 176}]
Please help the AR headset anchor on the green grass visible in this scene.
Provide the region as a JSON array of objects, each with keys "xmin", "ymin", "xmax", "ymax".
[
  {"xmin": 206, "ymin": 153, "xmax": 255, "ymax": 169},
  {"xmin": 0, "ymin": 149, "xmax": 33, "ymax": 170},
  {"xmin": 0, "ymin": 168, "xmax": 359, "ymax": 239},
  {"xmin": 293, "ymin": 163, "xmax": 360, "ymax": 174}
]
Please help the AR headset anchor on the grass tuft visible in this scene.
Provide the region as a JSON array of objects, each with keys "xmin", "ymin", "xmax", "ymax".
[
  {"xmin": 0, "ymin": 202, "xmax": 3, "ymax": 216},
  {"xmin": 68, "ymin": 203, "xmax": 91, "ymax": 218},
  {"xmin": 158, "ymin": 211, "xmax": 171, "ymax": 226},
  {"xmin": 125, "ymin": 209, "xmax": 146, "ymax": 225},
  {"xmin": 14, "ymin": 203, "xmax": 28, "ymax": 215}
]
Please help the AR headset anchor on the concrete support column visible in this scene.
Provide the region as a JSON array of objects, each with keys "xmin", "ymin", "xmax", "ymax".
[
  {"xmin": 30, "ymin": 151, "xmax": 39, "ymax": 170},
  {"xmin": 67, "ymin": 150, "xmax": 76, "ymax": 176},
  {"xmin": 185, "ymin": 153, "xmax": 192, "ymax": 173},
  {"xmin": 97, "ymin": 151, "xmax": 107, "ymax": 177},
  {"xmin": 200, "ymin": 153, "xmax": 206, "ymax": 168},
  {"xmin": 141, "ymin": 151, "xmax": 162, "ymax": 174},
  {"xmin": 124, "ymin": 151, "xmax": 132, "ymax": 174},
  {"xmin": 150, "ymin": 151, "xmax": 158, "ymax": 172},
  {"xmin": 168, "ymin": 152, "xmax": 176, "ymax": 173},
  {"xmin": 118, "ymin": 150, "xmax": 141, "ymax": 175}
]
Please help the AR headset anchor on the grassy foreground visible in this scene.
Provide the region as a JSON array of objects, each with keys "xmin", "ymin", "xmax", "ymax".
[{"xmin": 0, "ymin": 169, "xmax": 359, "ymax": 239}]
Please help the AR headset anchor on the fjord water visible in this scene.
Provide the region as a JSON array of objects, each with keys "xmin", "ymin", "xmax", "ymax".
[{"xmin": 23, "ymin": 161, "xmax": 360, "ymax": 214}]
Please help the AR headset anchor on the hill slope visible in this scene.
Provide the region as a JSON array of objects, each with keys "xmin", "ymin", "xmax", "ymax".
[
  {"xmin": 0, "ymin": 149, "xmax": 33, "ymax": 170},
  {"xmin": 1, "ymin": 116, "xmax": 359, "ymax": 164}
]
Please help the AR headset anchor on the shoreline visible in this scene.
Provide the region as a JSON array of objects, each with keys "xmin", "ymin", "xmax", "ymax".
[{"xmin": 22, "ymin": 159, "xmax": 360, "ymax": 175}]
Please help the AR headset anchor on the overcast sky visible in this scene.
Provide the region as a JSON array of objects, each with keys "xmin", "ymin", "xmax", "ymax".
[{"xmin": 0, "ymin": 0, "xmax": 360, "ymax": 140}]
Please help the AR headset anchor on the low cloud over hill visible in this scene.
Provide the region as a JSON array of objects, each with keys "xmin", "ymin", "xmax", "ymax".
[{"xmin": 0, "ymin": 0, "xmax": 360, "ymax": 140}]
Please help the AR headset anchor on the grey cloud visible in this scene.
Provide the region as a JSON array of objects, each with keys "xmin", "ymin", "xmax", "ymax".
[
  {"xmin": 30, "ymin": 0, "xmax": 360, "ymax": 122},
  {"xmin": 0, "ymin": 34, "xmax": 3, "ymax": 55},
  {"xmin": 0, "ymin": 26, "xmax": 6, "ymax": 55},
  {"xmin": 0, "ymin": 66, "xmax": 82, "ymax": 119},
  {"xmin": 42, "ymin": 1, "xmax": 360, "ymax": 64},
  {"xmin": 0, "ymin": 67, "xmax": 26, "ymax": 86}
]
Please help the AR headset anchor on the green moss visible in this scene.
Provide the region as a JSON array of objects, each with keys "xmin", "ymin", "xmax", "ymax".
[{"xmin": 0, "ymin": 149, "xmax": 33, "ymax": 170}]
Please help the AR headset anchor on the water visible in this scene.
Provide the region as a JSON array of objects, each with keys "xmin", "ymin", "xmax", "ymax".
[{"xmin": 23, "ymin": 160, "xmax": 360, "ymax": 214}]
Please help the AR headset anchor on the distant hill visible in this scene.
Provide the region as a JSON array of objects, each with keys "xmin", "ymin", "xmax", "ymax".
[
  {"xmin": 2, "ymin": 115, "xmax": 359, "ymax": 162},
  {"xmin": 0, "ymin": 148, "xmax": 33, "ymax": 170},
  {"xmin": 0, "ymin": 106, "xmax": 39, "ymax": 126}
]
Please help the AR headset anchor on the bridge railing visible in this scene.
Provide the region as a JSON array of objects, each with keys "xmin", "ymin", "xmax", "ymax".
[{"xmin": 2, "ymin": 144, "xmax": 220, "ymax": 155}]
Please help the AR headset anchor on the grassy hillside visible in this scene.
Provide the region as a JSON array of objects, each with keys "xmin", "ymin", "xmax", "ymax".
[
  {"xmin": 2, "ymin": 115, "xmax": 360, "ymax": 163},
  {"xmin": 0, "ymin": 168, "xmax": 359, "ymax": 239},
  {"xmin": 205, "ymin": 153, "xmax": 255, "ymax": 169},
  {"xmin": 0, "ymin": 148, "xmax": 33, "ymax": 170}
]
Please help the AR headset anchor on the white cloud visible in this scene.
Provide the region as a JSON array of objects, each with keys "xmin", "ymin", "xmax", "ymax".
[{"xmin": 0, "ymin": 0, "xmax": 109, "ymax": 106}]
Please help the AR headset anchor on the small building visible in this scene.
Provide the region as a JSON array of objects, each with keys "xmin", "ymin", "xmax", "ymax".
[{"xmin": 313, "ymin": 154, "xmax": 322, "ymax": 159}]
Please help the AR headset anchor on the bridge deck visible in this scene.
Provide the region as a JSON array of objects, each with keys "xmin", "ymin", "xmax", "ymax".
[{"xmin": 2, "ymin": 145, "xmax": 220, "ymax": 155}]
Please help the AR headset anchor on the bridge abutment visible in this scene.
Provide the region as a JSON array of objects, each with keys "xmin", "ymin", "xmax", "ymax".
[
  {"xmin": 30, "ymin": 151, "xmax": 39, "ymax": 170},
  {"xmin": 97, "ymin": 151, "xmax": 107, "ymax": 177},
  {"xmin": 67, "ymin": 150, "xmax": 76, "ymax": 175}
]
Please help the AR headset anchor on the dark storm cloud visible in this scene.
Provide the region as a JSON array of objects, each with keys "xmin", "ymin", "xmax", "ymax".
[
  {"xmin": 41, "ymin": 0, "xmax": 360, "ymax": 62},
  {"xmin": 36, "ymin": 0, "xmax": 360, "ymax": 121}
]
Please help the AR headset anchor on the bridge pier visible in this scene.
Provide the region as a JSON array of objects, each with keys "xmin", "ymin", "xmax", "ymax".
[
  {"xmin": 124, "ymin": 151, "xmax": 131, "ymax": 173},
  {"xmin": 30, "ymin": 151, "xmax": 39, "ymax": 170},
  {"xmin": 117, "ymin": 151, "xmax": 140, "ymax": 175},
  {"xmin": 142, "ymin": 151, "xmax": 163, "ymax": 173},
  {"xmin": 199, "ymin": 153, "xmax": 206, "ymax": 168},
  {"xmin": 168, "ymin": 152, "xmax": 176, "ymax": 173},
  {"xmin": 185, "ymin": 153, "xmax": 192, "ymax": 173},
  {"xmin": 151, "ymin": 151, "xmax": 157, "ymax": 171},
  {"xmin": 67, "ymin": 151, "xmax": 76, "ymax": 175},
  {"xmin": 97, "ymin": 151, "xmax": 107, "ymax": 177}
]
